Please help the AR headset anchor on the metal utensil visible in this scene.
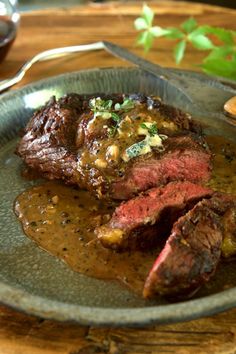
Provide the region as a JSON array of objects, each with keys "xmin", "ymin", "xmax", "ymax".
[
  {"xmin": 0, "ymin": 42, "xmax": 105, "ymax": 92},
  {"xmin": 1, "ymin": 40, "xmax": 236, "ymax": 128},
  {"xmin": 102, "ymin": 41, "xmax": 236, "ymax": 127}
]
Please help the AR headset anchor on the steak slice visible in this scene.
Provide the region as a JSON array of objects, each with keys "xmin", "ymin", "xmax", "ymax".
[
  {"xmin": 96, "ymin": 182, "xmax": 213, "ymax": 250},
  {"xmin": 112, "ymin": 135, "xmax": 211, "ymax": 199},
  {"xmin": 16, "ymin": 93, "xmax": 212, "ymax": 200},
  {"xmin": 143, "ymin": 194, "xmax": 236, "ymax": 299}
]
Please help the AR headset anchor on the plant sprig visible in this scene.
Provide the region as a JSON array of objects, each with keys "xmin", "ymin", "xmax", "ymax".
[
  {"xmin": 89, "ymin": 97, "xmax": 135, "ymax": 136},
  {"xmin": 134, "ymin": 4, "xmax": 236, "ymax": 80},
  {"xmin": 114, "ymin": 98, "xmax": 135, "ymax": 111},
  {"xmin": 140, "ymin": 122, "xmax": 158, "ymax": 136}
]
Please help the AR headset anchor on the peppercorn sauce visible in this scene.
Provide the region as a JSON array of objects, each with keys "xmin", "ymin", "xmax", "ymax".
[{"xmin": 14, "ymin": 135, "xmax": 236, "ymax": 295}]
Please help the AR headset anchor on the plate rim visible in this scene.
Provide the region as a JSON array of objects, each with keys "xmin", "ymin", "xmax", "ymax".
[
  {"xmin": 1, "ymin": 66, "xmax": 236, "ymax": 326},
  {"xmin": 1, "ymin": 280, "xmax": 236, "ymax": 326}
]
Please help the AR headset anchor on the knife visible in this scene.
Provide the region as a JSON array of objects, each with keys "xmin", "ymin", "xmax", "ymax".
[
  {"xmin": 102, "ymin": 41, "xmax": 236, "ymax": 137},
  {"xmin": 1, "ymin": 40, "xmax": 235, "ymax": 137}
]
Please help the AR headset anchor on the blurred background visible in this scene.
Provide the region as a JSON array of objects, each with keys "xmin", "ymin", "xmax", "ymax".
[{"xmin": 18, "ymin": 0, "xmax": 236, "ymax": 11}]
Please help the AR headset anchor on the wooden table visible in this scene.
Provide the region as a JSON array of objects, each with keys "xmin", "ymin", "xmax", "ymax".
[{"xmin": 1, "ymin": 1, "xmax": 236, "ymax": 353}]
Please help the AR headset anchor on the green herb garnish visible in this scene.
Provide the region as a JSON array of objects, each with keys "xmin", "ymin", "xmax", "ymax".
[
  {"xmin": 89, "ymin": 97, "xmax": 113, "ymax": 119},
  {"xmin": 89, "ymin": 97, "xmax": 135, "ymax": 136},
  {"xmin": 134, "ymin": 4, "xmax": 236, "ymax": 79},
  {"xmin": 114, "ymin": 98, "xmax": 135, "ymax": 111},
  {"xmin": 140, "ymin": 122, "xmax": 158, "ymax": 136},
  {"xmin": 107, "ymin": 125, "xmax": 117, "ymax": 137},
  {"xmin": 111, "ymin": 112, "xmax": 121, "ymax": 122},
  {"xmin": 108, "ymin": 113, "xmax": 122, "ymax": 137}
]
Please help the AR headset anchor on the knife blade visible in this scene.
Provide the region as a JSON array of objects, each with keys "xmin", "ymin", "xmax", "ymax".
[{"xmin": 102, "ymin": 41, "xmax": 236, "ymax": 135}]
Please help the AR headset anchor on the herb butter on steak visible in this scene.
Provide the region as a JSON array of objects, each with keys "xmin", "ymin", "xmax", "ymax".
[{"xmin": 16, "ymin": 93, "xmax": 212, "ymax": 200}]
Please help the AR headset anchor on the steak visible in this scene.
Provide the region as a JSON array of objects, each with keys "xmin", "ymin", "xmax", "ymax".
[
  {"xmin": 96, "ymin": 181, "xmax": 213, "ymax": 250},
  {"xmin": 16, "ymin": 93, "xmax": 212, "ymax": 200},
  {"xmin": 143, "ymin": 194, "xmax": 236, "ymax": 298},
  {"xmin": 112, "ymin": 135, "xmax": 211, "ymax": 199}
]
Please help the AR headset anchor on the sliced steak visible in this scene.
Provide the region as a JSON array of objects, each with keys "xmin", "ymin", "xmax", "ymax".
[
  {"xmin": 16, "ymin": 93, "xmax": 212, "ymax": 200},
  {"xmin": 143, "ymin": 194, "xmax": 236, "ymax": 299},
  {"xmin": 96, "ymin": 181, "xmax": 213, "ymax": 250},
  {"xmin": 112, "ymin": 135, "xmax": 211, "ymax": 199}
]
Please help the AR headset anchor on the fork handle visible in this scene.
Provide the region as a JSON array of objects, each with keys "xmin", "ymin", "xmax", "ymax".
[{"xmin": 0, "ymin": 42, "xmax": 105, "ymax": 93}]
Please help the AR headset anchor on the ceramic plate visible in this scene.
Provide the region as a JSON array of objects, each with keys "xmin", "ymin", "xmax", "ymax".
[{"xmin": 1, "ymin": 67, "xmax": 236, "ymax": 326}]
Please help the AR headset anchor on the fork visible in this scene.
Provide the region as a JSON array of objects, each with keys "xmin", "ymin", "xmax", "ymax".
[
  {"xmin": 1, "ymin": 40, "xmax": 235, "ymax": 101},
  {"xmin": 0, "ymin": 41, "xmax": 105, "ymax": 93},
  {"xmin": 1, "ymin": 40, "xmax": 236, "ymax": 126}
]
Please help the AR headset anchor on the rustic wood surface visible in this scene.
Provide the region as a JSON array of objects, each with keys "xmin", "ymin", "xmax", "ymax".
[{"xmin": 1, "ymin": 1, "xmax": 236, "ymax": 353}]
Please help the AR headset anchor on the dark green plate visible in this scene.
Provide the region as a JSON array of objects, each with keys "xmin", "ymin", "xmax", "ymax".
[{"xmin": 0, "ymin": 67, "xmax": 236, "ymax": 326}]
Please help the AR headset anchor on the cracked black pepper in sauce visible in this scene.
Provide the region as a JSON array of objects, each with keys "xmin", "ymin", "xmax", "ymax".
[
  {"xmin": 14, "ymin": 182, "xmax": 157, "ymax": 294},
  {"xmin": 14, "ymin": 135, "xmax": 236, "ymax": 295}
]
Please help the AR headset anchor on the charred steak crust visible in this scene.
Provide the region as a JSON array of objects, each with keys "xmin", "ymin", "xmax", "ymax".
[
  {"xmin": 143, "ymin": 194, "xmax": 236, "ymax": 298},
  {"xmin": 96, "ymin": 181, "xmax": 214, "ymax": 250},
  {"xmin": 16, "ymin": 93, "xmax": 211, "ymax": 200}
]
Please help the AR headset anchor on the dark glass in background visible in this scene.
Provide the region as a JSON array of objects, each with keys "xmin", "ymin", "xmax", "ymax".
[{"xmin": 0, "ymin": 0, "xmax": 20, "ymax": 62}]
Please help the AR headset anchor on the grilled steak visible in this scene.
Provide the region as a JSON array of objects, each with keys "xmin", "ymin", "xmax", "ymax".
[
  {"xmin": 17, "ymin": 93, "xmax": 212, "ymax": 200},
  {"xmin": 112, "ymin": 134, "xmax": 211, "ymax": 200},
  {"xmin": 143, "ymin": 194, "xmax": 236, "ymax": 298},
  {"xmin": 96, "ymin": 181, "xmax": 213, "ymax": 250}
]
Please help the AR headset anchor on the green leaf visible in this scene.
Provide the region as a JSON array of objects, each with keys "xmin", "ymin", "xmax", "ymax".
[
  {"xmin": 144, "ymin": 32, "xmax": 154, "ymax": 52},
  {"xmin": 181, "ymin": 17, "xmax": 198, "ymax": 33},
  {"xmin": 201, "ymin": 57, "xmax": 236, "ymax": 80},
  {"xmin": 188, "ymin": 33, "xmax": 215, "ymax": 50},
  {"xmin": 111, "ymin": 112, "xmax": 120, "ymax": 122},
  {"xmin": 140, "ymin": 122, "xmax": 158, "ymax": 136},
  {"xmin": 136, "ymin": 31, "xmax": 148, "ymax": 45},
  {"xmin": 89, "ymin": 97, "xmax": 113, "ymax": 113},
  {"xmin": 134, "ymin": 17, "xmax": 148, "ymax": 31},
  {"xmin": 103, "ymin": 100, "xmax": 113, "ymax": 110},
  {"xmin": 118, "ymin": 98, "xmax": 135, "ymax": 111},
  {"xmin": 142, "ymin": 4, "xmax": 154, "ymax": 27},
  {"xmin": 198, "ymin": 25, "xmax": 234, "ymax": 45},
  {"xmin": 174, "ymin": 40, "xmax": 186, "ymax": 64},
  {"xmin": 205, "ymin": 45, "xmax": 235, "ymax": 60},
  {"xmin": 136, "ymin": 31, "xmax": 154, "ymax": 52},
  {"xmin": 165, "ymin": 27, "xmax": 185, "ymax": 39},
  {"xmin": 149, "ymin": 26, "xmax": 170, "ymax": 37},
  {"xmin": 133, "ymin": 5, "xmax": 236, "ymax": 81}
]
